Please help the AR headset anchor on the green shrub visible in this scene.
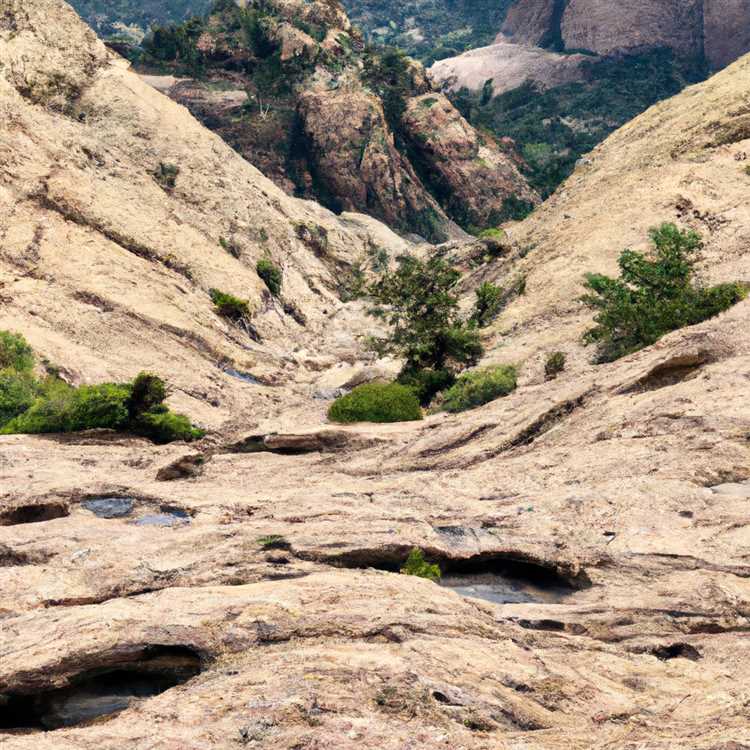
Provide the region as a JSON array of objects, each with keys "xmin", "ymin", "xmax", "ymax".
[
  {"xmin": 0, "ymin": 331, "xmax": 34, "ymax": 372},
  {"xmin": 0, "ymin": 370, "xmax": 37, "ymax": 425},
  {"xmin": 544, "ymin": 351, "xmax": 566, "ymax": 380},
  {"xmin": 0, "ymin": 333, "xmax": 203, "ymax": 444},
  {"xmin": 397, "ymin": 367, "xmax": 455, "ymax": 407},
  {"xmin": 127, "ymin": 372, "xmax": 167, "ymax": 418},
  {"xmin": 471, "ymin": 282, "xmax": 504, "ymax": 327},
  {"xmin": 441, "ymin": 365, "xmax": 517, "ymax": 413},
  {"xmin": 581, "ymin": 223, "xmax": 747, "ymax": 362},
  {"xmin": 400, "ymin": 548, "xmax": 441, "ymax": 582},
  {"xmin": 153, "ymin": 162, "xmax": 180, "ymax": 189},
  {"xmin": 1, "ymin": 380, "xmax": 130, "ymax": 434},
  {"xmin": 256, "ymin": 258, "xmax": 282, "ymax": 296},
  {"xmin": 130, "ymin": 410, "xmax": 205, "ymax": 444},
  {"xmin": 328, "ymin": 382, "xmax": 422, "ymax": 424},
  {"xmin": 210, "ymin": 288, "xmax": 250, "ymax": 320}
]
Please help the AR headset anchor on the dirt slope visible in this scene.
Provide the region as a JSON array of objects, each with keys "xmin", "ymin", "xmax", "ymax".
[{"xmin": 1, "ymin": 2, "xmax": 750, "ymax": 749}]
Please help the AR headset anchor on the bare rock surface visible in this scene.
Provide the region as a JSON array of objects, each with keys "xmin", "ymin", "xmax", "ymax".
[
  {"xmin": 429, "ymin": 40, "xmax": 590, "ymax": 95},
  {"xmin": 1, "ymin": 2, "xmax": 750, "ymax": 749}
]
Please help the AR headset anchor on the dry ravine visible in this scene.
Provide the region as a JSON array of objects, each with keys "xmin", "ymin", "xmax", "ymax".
[{"xmin": 1, "ymin": 1, "xmax": 750, "ymax": 749}]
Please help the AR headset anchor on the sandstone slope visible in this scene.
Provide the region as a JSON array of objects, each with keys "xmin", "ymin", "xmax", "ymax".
[{"xmin": 2, "ymin": 2, "xmax": 750, "ymax": 749}]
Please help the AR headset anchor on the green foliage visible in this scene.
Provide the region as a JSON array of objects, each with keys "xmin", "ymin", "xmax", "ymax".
[
  {"xmin": 582, "ymin": 223, "xmax": 747, "ymax": 362},
  {"xmin": 219, "ymin": 236, "xmax": 242, "ymax": 259},
  {"xmin": 210, "ymin": 288, "xmax": 250, "ymax": 320},
  {"xmin": 327, "ymin": 383, "xmax": 423, "ymax": 424},
  {"xmin": 440, "ymin": 365, "xmax": 517, "ymax": 413},
  {"xmin": 130, "ymin": 410, "xmax": 205, "ymax": 444},
  {"xmin": 471, "ymin": 282, "xmax": 504, "ymax": 327},
  {"xmin": 0, "ymin": 370, "xmax": 37, "ymax": 425},
  {"xmin": 2, "ymin": 381, "xmax": 131, "ymax": 435},
  {"xmin": 362, "ymin": 47, "xmax": 415, "ymax": 128},
  {"xmin": 153, "ymin": 162, "xmax": 180, "ymax": 189},
  {"xmin": 0, "ymin": 331, "xmax": 202, "ymax": 443},
  {"xmin": 257, "ymin": 534, "xmax": 290, "ymax": 549},
  {"xmin": 452, "ymin": 50, "xmax": 701, "ymax": 197},
  {"xmin": 397, "ymin": 367, "xmax": 455, "ymax": 407},
  {"xmin": 127, "ymin": 372, "xmax": 167, "ymax": 418},
  {"xmin": 256, "ymin": 259, "xmax": 282, "ymax": 296},
  {"xmin": 400, "ymin": 548, "xmax": 441, "ymax": 582},
  {"xmin": 0, "ymin": 331, "xmax": 34, "ymax": 372},
  {"xmin": 367, "ymin": 254, "xmax": 483, "ymax": 376},
  {"xmin": 544, "ymin": 351, "xmax": 566, "ymax": 380}
]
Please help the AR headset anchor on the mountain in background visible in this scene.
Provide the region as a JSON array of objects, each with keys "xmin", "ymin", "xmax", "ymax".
[
  {"xmin": 68, "ymin": 0, "xmax": 211, "ymax": 39},
  {"xmin": 124, "ymin": 0, "xmax": 537, "ymax": 242}
]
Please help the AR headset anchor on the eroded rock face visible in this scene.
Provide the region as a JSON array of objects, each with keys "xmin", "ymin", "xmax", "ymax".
[
  {"xmin": 401, "ymin": 93, "xmax": 539, "ymax": 225},
  {"xmin": 501, "ymin": 0, "xmax": 750, "ymax": 70},
  {"xmin": 297, "ymin": 84, "xmax": 452, "ymax": 242}
]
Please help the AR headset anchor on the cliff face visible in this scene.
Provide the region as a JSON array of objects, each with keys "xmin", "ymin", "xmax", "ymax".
[
  {"xmin": 133, "ymin": 0, "xmax": 536, "ymax": 241},
  {"xmin": 502, "ymin": 0, "xmax": 750, "ymax": 70}
]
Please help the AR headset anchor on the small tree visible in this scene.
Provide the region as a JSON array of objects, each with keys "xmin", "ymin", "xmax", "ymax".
[
  {"xmin": 581, "ymin": 223, "xmax": 746, "ymax": 362},
  {"xmin": 367, "ymin": 254, "xmax": 483, "ymax": 403}
]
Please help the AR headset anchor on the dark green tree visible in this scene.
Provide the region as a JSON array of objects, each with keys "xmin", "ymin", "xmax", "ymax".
[
  {"xmin": 581, "ymin": 223, "xmax": 746, "ymax": 362},
  {"xmin": 367, "ymin": 254, "xmax": 483, "ymax": 403}
]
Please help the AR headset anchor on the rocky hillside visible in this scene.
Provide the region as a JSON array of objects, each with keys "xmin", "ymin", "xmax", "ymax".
[
  {"xmin": 68, "ymin": 0, "xmax": 211, "ymax": 39},
  {"xmin": 129, "ymin": 0, "xmax": 537, "ymax": 242},
  {"xmin": 430, "ymin": 0, "xmax": 750, "ymax": 197},
  {"xmin": 2, "ymin": 1, "xmax": 750, "ymax": 749}
]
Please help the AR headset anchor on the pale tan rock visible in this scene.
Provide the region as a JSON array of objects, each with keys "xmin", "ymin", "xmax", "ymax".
[{"xmin": 2, "ymin": 3, "xmax": 750, "ymax": 749}]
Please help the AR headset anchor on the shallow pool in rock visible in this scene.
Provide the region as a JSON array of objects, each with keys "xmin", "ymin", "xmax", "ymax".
[
  {"xmin": 132, "ymin": 507, "xmax": 190, "ymax": 527},
  {"xmin": 223, "ymin": 367, "xmax": 260, "ymax": 384},
  {"xmin": 82, "ymin": 497, "xmax": 135, "ymax": 519},
  {"xmin": 440, "ymin": 572, "xmax": 573, "ymax": 605}
]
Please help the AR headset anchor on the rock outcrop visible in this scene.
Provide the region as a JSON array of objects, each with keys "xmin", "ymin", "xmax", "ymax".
[
  {"xmin": 2, "ymin": 1, "xmax": 750, "ymax": 749},
  {"xmin": 429, "ymin": 39, "xmax": 589, "ymax": 95},
  {"xmin": 133, "ymin": 0, "xmax": 537, "ymax": 240},
  {"xmin": 401, "ymin": 93, "xmax": 539, "ymax": 224},
  {"xmin": 500, "ymin": 0, "xmax": 750, "ymax": 71}
]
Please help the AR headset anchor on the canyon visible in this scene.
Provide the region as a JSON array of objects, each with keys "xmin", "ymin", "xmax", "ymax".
[{"xmin": 1, "ymin": 0, "xmax": 750, "ymax": 748}]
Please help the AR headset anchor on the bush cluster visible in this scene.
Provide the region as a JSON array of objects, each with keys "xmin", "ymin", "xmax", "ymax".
[
  {"xmin": 582, "ymin": 223, "xmax": 747, "ymax": 362},
  {"xmin": 0, "ymin": 333, "xmax": 203, "ymax": 443},
  {"xmin": 327, "ymin": 383, "xmax": 422, "ymax": 424},
  {"xmin": 256, "ymin": 259, "xmax": 282, "ymax": 296},
  {"xmin": 440, "ymin": 365, "xmax": 517, "ymax": 413},
  {"xmin": 544, "ymin": 351, "xmax": 566, "ymax": 380},
  {"xmin": 210, "ymin": 288, "xmax": 250, "ymax": 320}
]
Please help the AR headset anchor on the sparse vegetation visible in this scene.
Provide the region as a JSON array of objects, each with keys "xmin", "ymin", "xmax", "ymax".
[
  {"xmin": 581, "ymin": 223, "xmax": 747, "ymax": 362},
  {"xmin": 400, "ymin": 548, "xmax": 441, "ymax": 582},
  {"xmin": 471, "ymin": 282, "xmax": 504, "ymax": 327},
  {"xmin": 152, "ymin": 161, "xmax": 180, "ymax": 189},
  {"xmin": 0, "ymin": 332, "xmax": 203, "ymax": 443},
  {"xmin": 328, "ymin": 382, "xmax": 422, "ymax": 424},
  {"xmin": 256, "ymin": 258, "xmax": 282, "ymax": 296},
  {"xmin": 440, "ymin": 365, "xmax": 517, "ymax": 413},
  {"xmin": 257, "ymin": 534, "xmax": 290, "ymax": 550},
  {"xmin": 210, "ymin": 288, "xmax": 251, "ymax": 320},
  {"xmin": 219, "ymin": 236, "xmax": 242, "ymax": 259},
  {"xmin": 544, "ymin": 351, "xmax": 567, "ymax": 380}
]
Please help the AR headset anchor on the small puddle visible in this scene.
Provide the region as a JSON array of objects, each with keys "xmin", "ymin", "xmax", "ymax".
[
  {"xmin": 82, "ymin": 497, "xmax": 135, "ymax": 519},
  {"xmin": 0, "ymin": 647, "xmax": 201, "ymax": 732},
  {"xmin": 440, "ymin": 572, "xmax": 572, "ymax": 605},
  {"xmin": 132, "ymin": 506, "xmax": 190, "ymax": 527},
  {"xmin": 222, "ymin": 368, "xmax": 260, "ymax": 384}
]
